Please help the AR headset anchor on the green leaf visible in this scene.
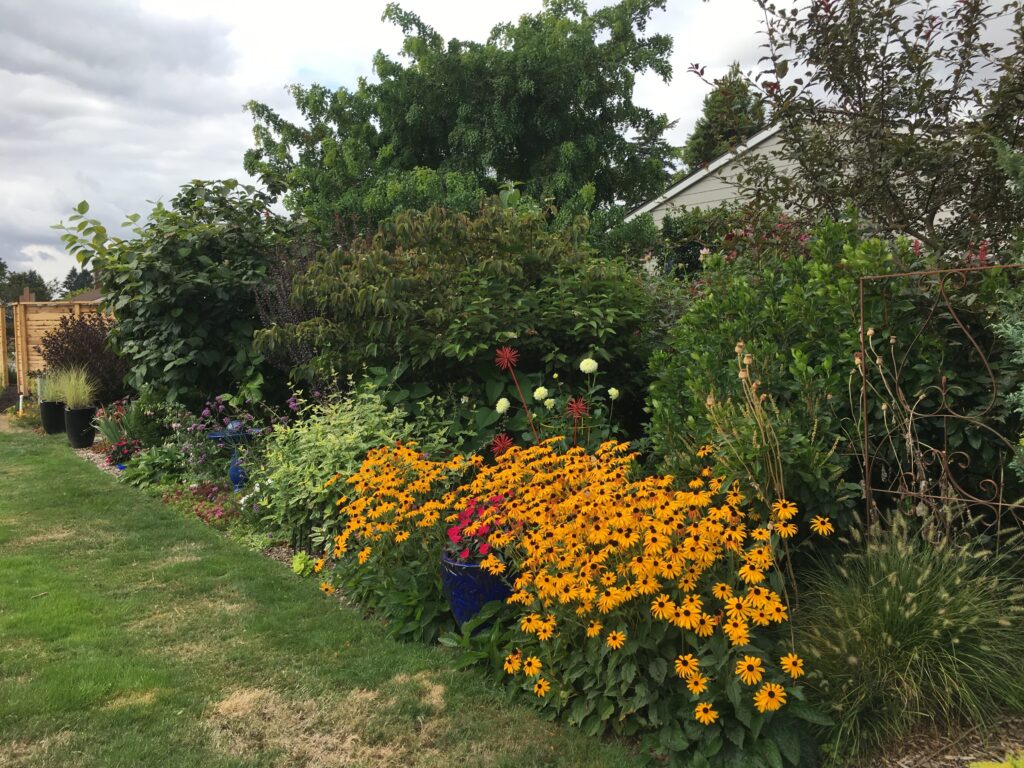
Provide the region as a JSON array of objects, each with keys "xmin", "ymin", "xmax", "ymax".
[
  {"xmin": 648, "ymin": 656, "xmax": 668, "ymax": 684},
  {"xmin": 725, "ymin": 724, "xmax": 745, "ymax": 749},
  {"xmin": 759, "ymin": 739, "xmax": 784, "ymax": 768},
  {"xmin": 658, "ymin": 721, "xmax": 689, "ymax": 752},
  {"xmin": 788, "ymin": 700, "xmax": 834, "ymax": 727},
  {"xmin": 485, "ymin": 378, "xmax": 506, "ymax": 405},
  {"xmin": 773, "ymin": 722, "xmax": 801, "ymax": 765}
]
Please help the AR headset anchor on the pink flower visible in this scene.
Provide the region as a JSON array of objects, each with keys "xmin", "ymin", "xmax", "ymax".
[
  {"xmin": 478, "ymin": 542, "xmax": 491, "ymax": 555},
  {"xmin": 447, "ymin": 526, "xmax": 462, "ymax": 543},
  {"xmin": 459, "ymin": 548, "xmax": 470, "ymax": 560}
]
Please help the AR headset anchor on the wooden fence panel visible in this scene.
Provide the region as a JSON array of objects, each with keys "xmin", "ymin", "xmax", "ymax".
[{"xmin": 12, "ymin": 300, "xmax": 106, "ymax": 395}]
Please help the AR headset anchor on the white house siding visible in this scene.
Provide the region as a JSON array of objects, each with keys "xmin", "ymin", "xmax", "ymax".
[{"xmin": 629, "ymin": 127, "xmax": 800, "ymax": 224}]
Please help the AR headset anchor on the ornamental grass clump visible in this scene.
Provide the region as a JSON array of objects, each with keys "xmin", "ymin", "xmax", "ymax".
[
  {"xmin": 51, "ymin": 367, "xmax": 97, "ymax": 410},
  {"xmin": 323, "ymin": 440, "xmax": 832, "ymax": 766},
  {"xmin": 796, "ymin": 525, "xmax": 1024, "ymax": 765}
]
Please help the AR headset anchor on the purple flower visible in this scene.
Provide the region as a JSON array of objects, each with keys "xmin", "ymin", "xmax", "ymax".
[
  {"xmin": 201, "ymin": 408, "xmax": 211, "ymax": 418},
  {"xmin": 223, "ymin": 417, "xmax": 230, "ymax": 426}
]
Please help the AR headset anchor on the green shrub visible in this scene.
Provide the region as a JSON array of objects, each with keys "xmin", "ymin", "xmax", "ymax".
[
  {"xmin": 594, "ymin": 204, "xmax": 743, "ymax": 276},
  {"xmin": 648, "ymin": 215, "xmax": 1024, "ymax": 531},
  {"xmin": 35, "ymin": 314, "xmax": 128, "ymax": 404},
  {"xmin": 257, "ymin": 199, "xmax": 664, "ymax": 446},
  {"xmin": 997, "ymin": 292, "xmax": 1024, "ymax": 484},
  {"xmin": 120, "ymin": 444, "xmax": 190, "ymax": 490},
  {"xmin": 58, "ymin": 180, "xmax": 288, "ymax": 405},
  {"xmin": 248, "ymin": 384, "xmax": 409, "ymax": 550},
  {"xmin": 796, "ymin": 525, "xmax": 1024, "ymax": 764}
]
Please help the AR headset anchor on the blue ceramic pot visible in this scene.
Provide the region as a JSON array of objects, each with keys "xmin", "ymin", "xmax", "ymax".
[{"xmin": 440, "ymin": 555, "xmax": 512, "ymax": 627}]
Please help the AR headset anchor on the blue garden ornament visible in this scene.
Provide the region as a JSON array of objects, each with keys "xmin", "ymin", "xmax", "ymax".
[{"xmin": 207, "ymin": 419, "xmax": 259, "ymax": 492}]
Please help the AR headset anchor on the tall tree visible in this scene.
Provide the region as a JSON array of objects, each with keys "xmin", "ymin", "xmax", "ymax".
[
  {"xmin": 244, "ymin": 1, "xmax": 676, "ymax": 237},
  {"xmin": 0, "ymin": 268, "xmax": 52, "ymax": 303},
  {"xmin": 681, "ymin": 62, "xmax": 766, "ymax": 172},
  {"xmin": 742, "ymin": 0, "xmax": 1024, "ymax": 254},
  {"xmin": 60, "ymin": 266, "xmax": 94, "ymax": 296}
]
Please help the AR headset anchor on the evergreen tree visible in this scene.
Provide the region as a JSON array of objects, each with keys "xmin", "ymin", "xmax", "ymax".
[
  {"xmin": 60, "ymin": 266, "xmax": 93, "ymax": 296},
  {"xmin": 681, "ymin": 63, "xmax": 767, "ymax": 172}
]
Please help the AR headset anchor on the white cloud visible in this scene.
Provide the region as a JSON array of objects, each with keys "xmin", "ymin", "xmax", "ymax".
[{"xmin": 15, "ymin": 244, "xmax": 69, "ymax": 283}]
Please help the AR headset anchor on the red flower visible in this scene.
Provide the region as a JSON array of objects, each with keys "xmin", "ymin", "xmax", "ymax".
[
  {"xmin": 495, "ymin": 346, "xmax": 520, "ymax": 371},
  {"xmin": 567, "ymin": 397, "xmax": 589, "ymax": 421},
  {"xmin": 491, "ymin": 433, "xmax": 514, "ymax": 456}
]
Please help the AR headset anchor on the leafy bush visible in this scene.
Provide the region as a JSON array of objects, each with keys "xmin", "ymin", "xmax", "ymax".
[
  {"xmin": 257, "ymin": 199, "xmax": 663, "ymax": 445},
  {"xmin": 649, "ymin": 215, "xmax": 1024, "ymax": 531},
  {"xmin": 594, "ymin": 204, "xmax": 743, "ymax": 276},
  {"xmin": 119, "ymin": 397, "xmax": 253, "ymax": 489},
  {"xmin": 120, "ymin": 444, "xmax": 189, "ymax": 489},
  {"xmin": 319, "ymin": 441, "xmax": 832, "ymax": 765},
  {"xmin": 58, "ymin": 180, "xmax": 287, "ymax": 405},
  {"xmin": 796, "ymin": 525, "xmax": 1024, "ymax": 764},
  {"xmin": 36, "ymin": 314, "xmax": 127, "ymax": 403},
  {"xmin": 997, "ymin": 292, "xmax": 1024, "ymax": 484},
  {"xmin": 248, "ymin": 384, "xmax": 408, "ymax": 550}
]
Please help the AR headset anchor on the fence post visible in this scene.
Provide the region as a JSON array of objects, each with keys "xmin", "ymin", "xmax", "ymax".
[
  {"xmin": 14, "ymin": 302, "xmax": 27, "ymax": 395},
  {"xmin": 0, "ymin": 303, "xmax": 8, "ymax": 390}
]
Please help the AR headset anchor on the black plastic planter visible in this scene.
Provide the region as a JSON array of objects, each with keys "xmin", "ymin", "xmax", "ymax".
[
  {"xmin": 65, "ymin": 406, "xmax": 97, "ymax": 449},
  {"xmin": 40, "ymin": 401, "xmax": 66, "ymax": 435}
]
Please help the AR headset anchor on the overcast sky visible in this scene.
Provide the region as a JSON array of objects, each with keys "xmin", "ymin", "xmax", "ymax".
[{"xmin": 0, "ymin": 0, "xmax": 765, "ymax": 283}]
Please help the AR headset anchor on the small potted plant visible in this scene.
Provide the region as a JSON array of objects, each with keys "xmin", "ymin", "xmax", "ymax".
[
  {"xmin": 440, "ymin": 495, "xmax": 512, "ymax": 626},
  {"xmin": 60, "ymin": 367, "xmax": 99, "ymax": 448},
  {"xmin": 36, "ymin": 373, "xmax": 65, "ymax": 435}
]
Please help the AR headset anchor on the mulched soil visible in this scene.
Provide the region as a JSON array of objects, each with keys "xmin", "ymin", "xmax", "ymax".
[
  {"xmin": 73, "ymin": 445, "xmax": 119, "ymax": 477},
  {"xmin": 873, "ymin": 717, "xmax": 1024, "ymax": 767}
]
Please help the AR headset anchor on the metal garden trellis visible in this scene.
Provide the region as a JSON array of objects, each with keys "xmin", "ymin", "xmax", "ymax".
[{"xmin": 858, "ymin": 262, "xmax": 1024, "ymax": 533}]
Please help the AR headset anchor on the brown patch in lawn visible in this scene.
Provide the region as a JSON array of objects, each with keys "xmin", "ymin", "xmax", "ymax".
[
  {"xmin": 391, "ymin": 671, "xmax": 446, "ymax": 712},
  {"xmin": 104, "ymin": 690, "xmax": 158, "ymax": 709},
  {"xmin": 150, "ymin": 542, "xmax": 204, "ymax": 568},
  {"xmin": 14, "ymin": 527, "xmax": 74, "ymax": 547},
  {"xmin": 128, "ymin": 591, "xmax": 249, "ymax": 637},
  {"xmin": 0, "ymin": 729, "xmax": 73, "ymax": 766},
  {"xmin": 206, "ymin": 687, "xmax": 387, "ymax": 767}
]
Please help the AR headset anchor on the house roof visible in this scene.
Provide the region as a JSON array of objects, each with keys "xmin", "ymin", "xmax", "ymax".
[{"xmin": 624, "ymin": 122, "xmax": 783, "ymax": 222}]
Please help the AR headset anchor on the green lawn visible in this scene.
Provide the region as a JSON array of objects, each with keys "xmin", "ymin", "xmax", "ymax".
[{"xmin": 0, "ymin": 428, "xmax": 642, "ymax": 768}]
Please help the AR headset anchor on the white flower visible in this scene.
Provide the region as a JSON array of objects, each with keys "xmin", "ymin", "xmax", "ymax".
[
  {"xmin": 579, "ymin": 358, "xmax": 599, "ymax": 375},
  {"xmin": 608, "ymin": 387, "xmax": 620, "ymax": 401},
  {"xmin": 544, "ymin": 398, "xmax": 556, "ymax": 410},
  {"xmin": 495, "ymin": 397, "xmax": 511, "ymax": 415},
  {"xmin": 533, "ymin": 386, "xmax": 549, "ymax": 401}
]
